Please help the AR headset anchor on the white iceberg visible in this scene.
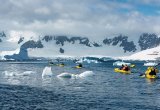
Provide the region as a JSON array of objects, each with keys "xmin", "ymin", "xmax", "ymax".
[
  {"xmin": 143, "ymin": 62, "xmax": 158, "ymax": 66},
  {"xmin": 113, "ymin": 61, "xmax": 131, "ymax": 66},
  {"xmin": 42, "ymin": 66, "xmax": 52, "ymax": 77}
]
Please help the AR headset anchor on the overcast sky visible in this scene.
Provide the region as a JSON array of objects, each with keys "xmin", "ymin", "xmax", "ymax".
[{"xmin": 1, "ymin": 0, "xmax": 160, "ymax": 40}]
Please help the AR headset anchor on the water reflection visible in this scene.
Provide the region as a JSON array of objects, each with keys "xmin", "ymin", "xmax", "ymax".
[{"xmin": 145, "ymin": 78, "xmax": 157, "ymax": 84}]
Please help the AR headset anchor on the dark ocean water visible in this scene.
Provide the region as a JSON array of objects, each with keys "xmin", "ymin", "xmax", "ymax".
[{"xmin": 0, "ymin": 60, "xmax": 160, "ymax": 110}]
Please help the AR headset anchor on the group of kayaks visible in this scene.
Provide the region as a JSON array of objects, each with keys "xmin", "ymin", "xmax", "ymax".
[
  {"xmin": 49, "ymin": 62, "xmax": 65, "ymax": 67},
  {"xmin": 48, "ymin": 62, "xmax": 83, "ymax": 69},
  {"xmin": 114, "ymin": 65, "xmax": 159, "ymax": 79},
  {"xmin": 49, "ymin": 61, "xmax": 159, "ymax": 79}
]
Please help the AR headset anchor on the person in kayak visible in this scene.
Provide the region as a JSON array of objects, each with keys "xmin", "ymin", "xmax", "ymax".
[
  {"xmin": 60, "ymin": 62, "xmax": 65, "ymax": 66},
  {"xmin": 122, "ymin": 64, "xmax": 130, "ymax": 71},
  {"xmin": 119, "ymin": 64, "xmax": 124, "ymax": 70},
  {"xmin": 75, "ymin": 63, "xmax": 83, "ymax": 69},
  {"xmin": 148, "ymin": 67, "xmax": 157, "ymax": 75},
  {"xmin": 78, "ymin": 63, "xmax": 83, "ymax": 67},
  {"xmin": 48, "ymin": 61, "xmax": 55, "ymax": 65},
  {"xmin": 49, "ymin": 62, "xmax": 54, "ymax": 65}
]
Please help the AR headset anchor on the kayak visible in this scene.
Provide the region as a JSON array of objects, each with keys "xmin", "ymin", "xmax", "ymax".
[
  {"xmin": 145, "ymin": 74, "xmax": 157, "ymax": 79},
  {"xmin": 49, "ymin": 63, "xmax": 65, "ymax": 67},
  {"xmin": 57, "ymin": 64, "xmax": 65, "ymax": 67},
  {"xmin": 75, "ymin": 66, "xmax": 82, "ymax": 69},
  {"xmin": 49, "ymin": 63, "xmax": 56, "ymax": 66},
  {"xmin": 114, "ymin": 68, "xmax": 131, "ymax": 74}
]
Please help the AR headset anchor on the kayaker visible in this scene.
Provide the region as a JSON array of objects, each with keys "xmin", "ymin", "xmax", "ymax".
[
  {"xmin": 122, "ymin": 64, "xmax": 130, "ymax": 71},
  {"xmin": 78, "ymin": 63, "xmax": 82, "ymax": 67},
  {"xmin": 49, "ymin": 62, "xmax": 53, "ymax": 64},
  {"xmin": 148, "ymin": 67, "xmax": 157, "ymax": 75},
  {"xmin": 119, "ymin": 64, "xmax": 124, "ymax": 70},
  {"xmin": 49, "ymin": 61, "xmax": 54, "ymax": 65},
  {"xmin": 60, "ymin": 62, "xmax": 65, "ymax": 66}
]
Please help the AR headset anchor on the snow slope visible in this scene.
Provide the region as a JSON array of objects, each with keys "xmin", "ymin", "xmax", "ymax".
[{"xmin": 120, "ymin": 46, "xmax": 160, "ymax": 61}]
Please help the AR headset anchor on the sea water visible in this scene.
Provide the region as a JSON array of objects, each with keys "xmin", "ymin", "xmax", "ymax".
[{"xmin": 0, "ymin": 60, "xmax": 160, "ymax": 110}]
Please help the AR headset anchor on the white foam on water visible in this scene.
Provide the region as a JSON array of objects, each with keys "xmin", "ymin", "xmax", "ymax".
[{"xmin": 42, "ymin": 66, "xmax": 53, "ymax": 77}]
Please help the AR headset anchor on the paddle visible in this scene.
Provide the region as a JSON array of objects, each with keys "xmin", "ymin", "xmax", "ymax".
[{"xmin": 130, "ymin": 64, "xmax": 135, "ymax": 68}]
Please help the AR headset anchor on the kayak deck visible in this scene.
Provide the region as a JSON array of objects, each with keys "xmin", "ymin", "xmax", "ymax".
[
  {"xmin": 114, "ymin": 68, "xmax": 131, "ymax": 74},
  {"xmin": 146, "ymin": 74, "xmax": 157, "ymax": 79}
]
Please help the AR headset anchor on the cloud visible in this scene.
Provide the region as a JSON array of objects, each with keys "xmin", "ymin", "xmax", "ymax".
[
  {"xmin": 34, "ymin": 7, "xmax": 51, "ymax": 15},
  {"xmin": 0, "ymin": 0, "xmax": 160, "ymax": 41}
]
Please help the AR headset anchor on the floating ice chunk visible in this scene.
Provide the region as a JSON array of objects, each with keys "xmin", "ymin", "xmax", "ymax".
[
  {"xmin": 57, "ymin": 71, "xmax": 94, "ymax": 79},
  {"xmin": 57, "ymin": 72, "xmax": 75, "ymax": 78},
  {"xmin": 113, "ymin": 61, "xmax": 131, "ymax": 66},
  {"xmin": 143, "ymin": 62, "xmax": 158, "ymax": 66},
  {"xmin": 42, "ymin": 66, "xmax": 52, "ymax": 77},
  {"xmin": 21, "ymin": 71, "xmax": 34, "ymax": 76},
  {"xmin": 78, "ymin": 71, "xmax": 94, "ymax": 78},
  {"xmin": 3, "ymin": 71, "xmax": 16, "ymax": 77}
]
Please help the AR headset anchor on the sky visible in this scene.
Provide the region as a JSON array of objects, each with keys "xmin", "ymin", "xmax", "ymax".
[{"xmin": 0, "ymin": 0, "xmax": 160, "ymax": 41}]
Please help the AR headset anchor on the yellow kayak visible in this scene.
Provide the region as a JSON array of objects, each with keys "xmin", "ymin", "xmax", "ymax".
[
  {"xmin": 145, "ymin": 74, "xmax": 157, "ymax": 79},
  {"xmin": 56, "ymin": 64, "xmax": 65, "ymax": 67},
  {"xmin": 75, "ymin": 66, "xmax": 82, "ymax": 69},
  {"xmin": 114, "ymin": 68, "xmax": 131, "ymax": 74},
  {"xmin": 49, "ymin": 63, "xmax": 54, "ymax": 66}
]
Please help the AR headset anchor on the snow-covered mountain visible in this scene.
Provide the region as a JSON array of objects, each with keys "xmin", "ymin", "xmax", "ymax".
[{"xmin": 0, "ymin": 31, "xmax": 160, "ymax": 61}]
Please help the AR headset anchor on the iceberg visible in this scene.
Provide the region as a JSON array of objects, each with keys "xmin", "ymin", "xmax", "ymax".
[
  {"xmin": 143, "ymin": 62, "xmax": 158, "ymax": 66},
  {"xmin": 113, "ymin": 61, "xmax": 131, "ymax": 66}
]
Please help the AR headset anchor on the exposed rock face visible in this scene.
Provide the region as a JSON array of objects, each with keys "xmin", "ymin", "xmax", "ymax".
[
  {"xmin": 103, "ymin": 35, "xmax": 137, "ymax": 52},
  {"xmin": 18, "ymin": 37, "xmax": 24, "ymax": 44},
  {"xmin": 42, "ymin": 35, "xmax": 53, "ymax": 42},
  {"xmin": 0, "ymin": 31, "xmax": 6, "ymax": 38},
  {"xmin": 54, "ymin": 36, "xmax": 91, "ymax": 47},
  {"xmin": 42, "ymin": 33, "xmax": 160, "ymax": 53},
  {"xmin": 21, "ymin": 40, "xmax": 43, "ymax": 49},
  {"xmin": 42, "ymin": 35, "xmax": 137, "ymax": 53},
  {"xmin": 0, "ymin": 31, "xmax": 6, "ymax": 42},
  {"xmin": 92, "ymin": 42, "xmax": 102, "ymax": 47},
  {"xmin": 59, "ymin": 48, "xmax": 64, "ymax": 53},
  {"xmin": 138, "ymin": 33, "xmax": 160, "ymax": 50}
]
